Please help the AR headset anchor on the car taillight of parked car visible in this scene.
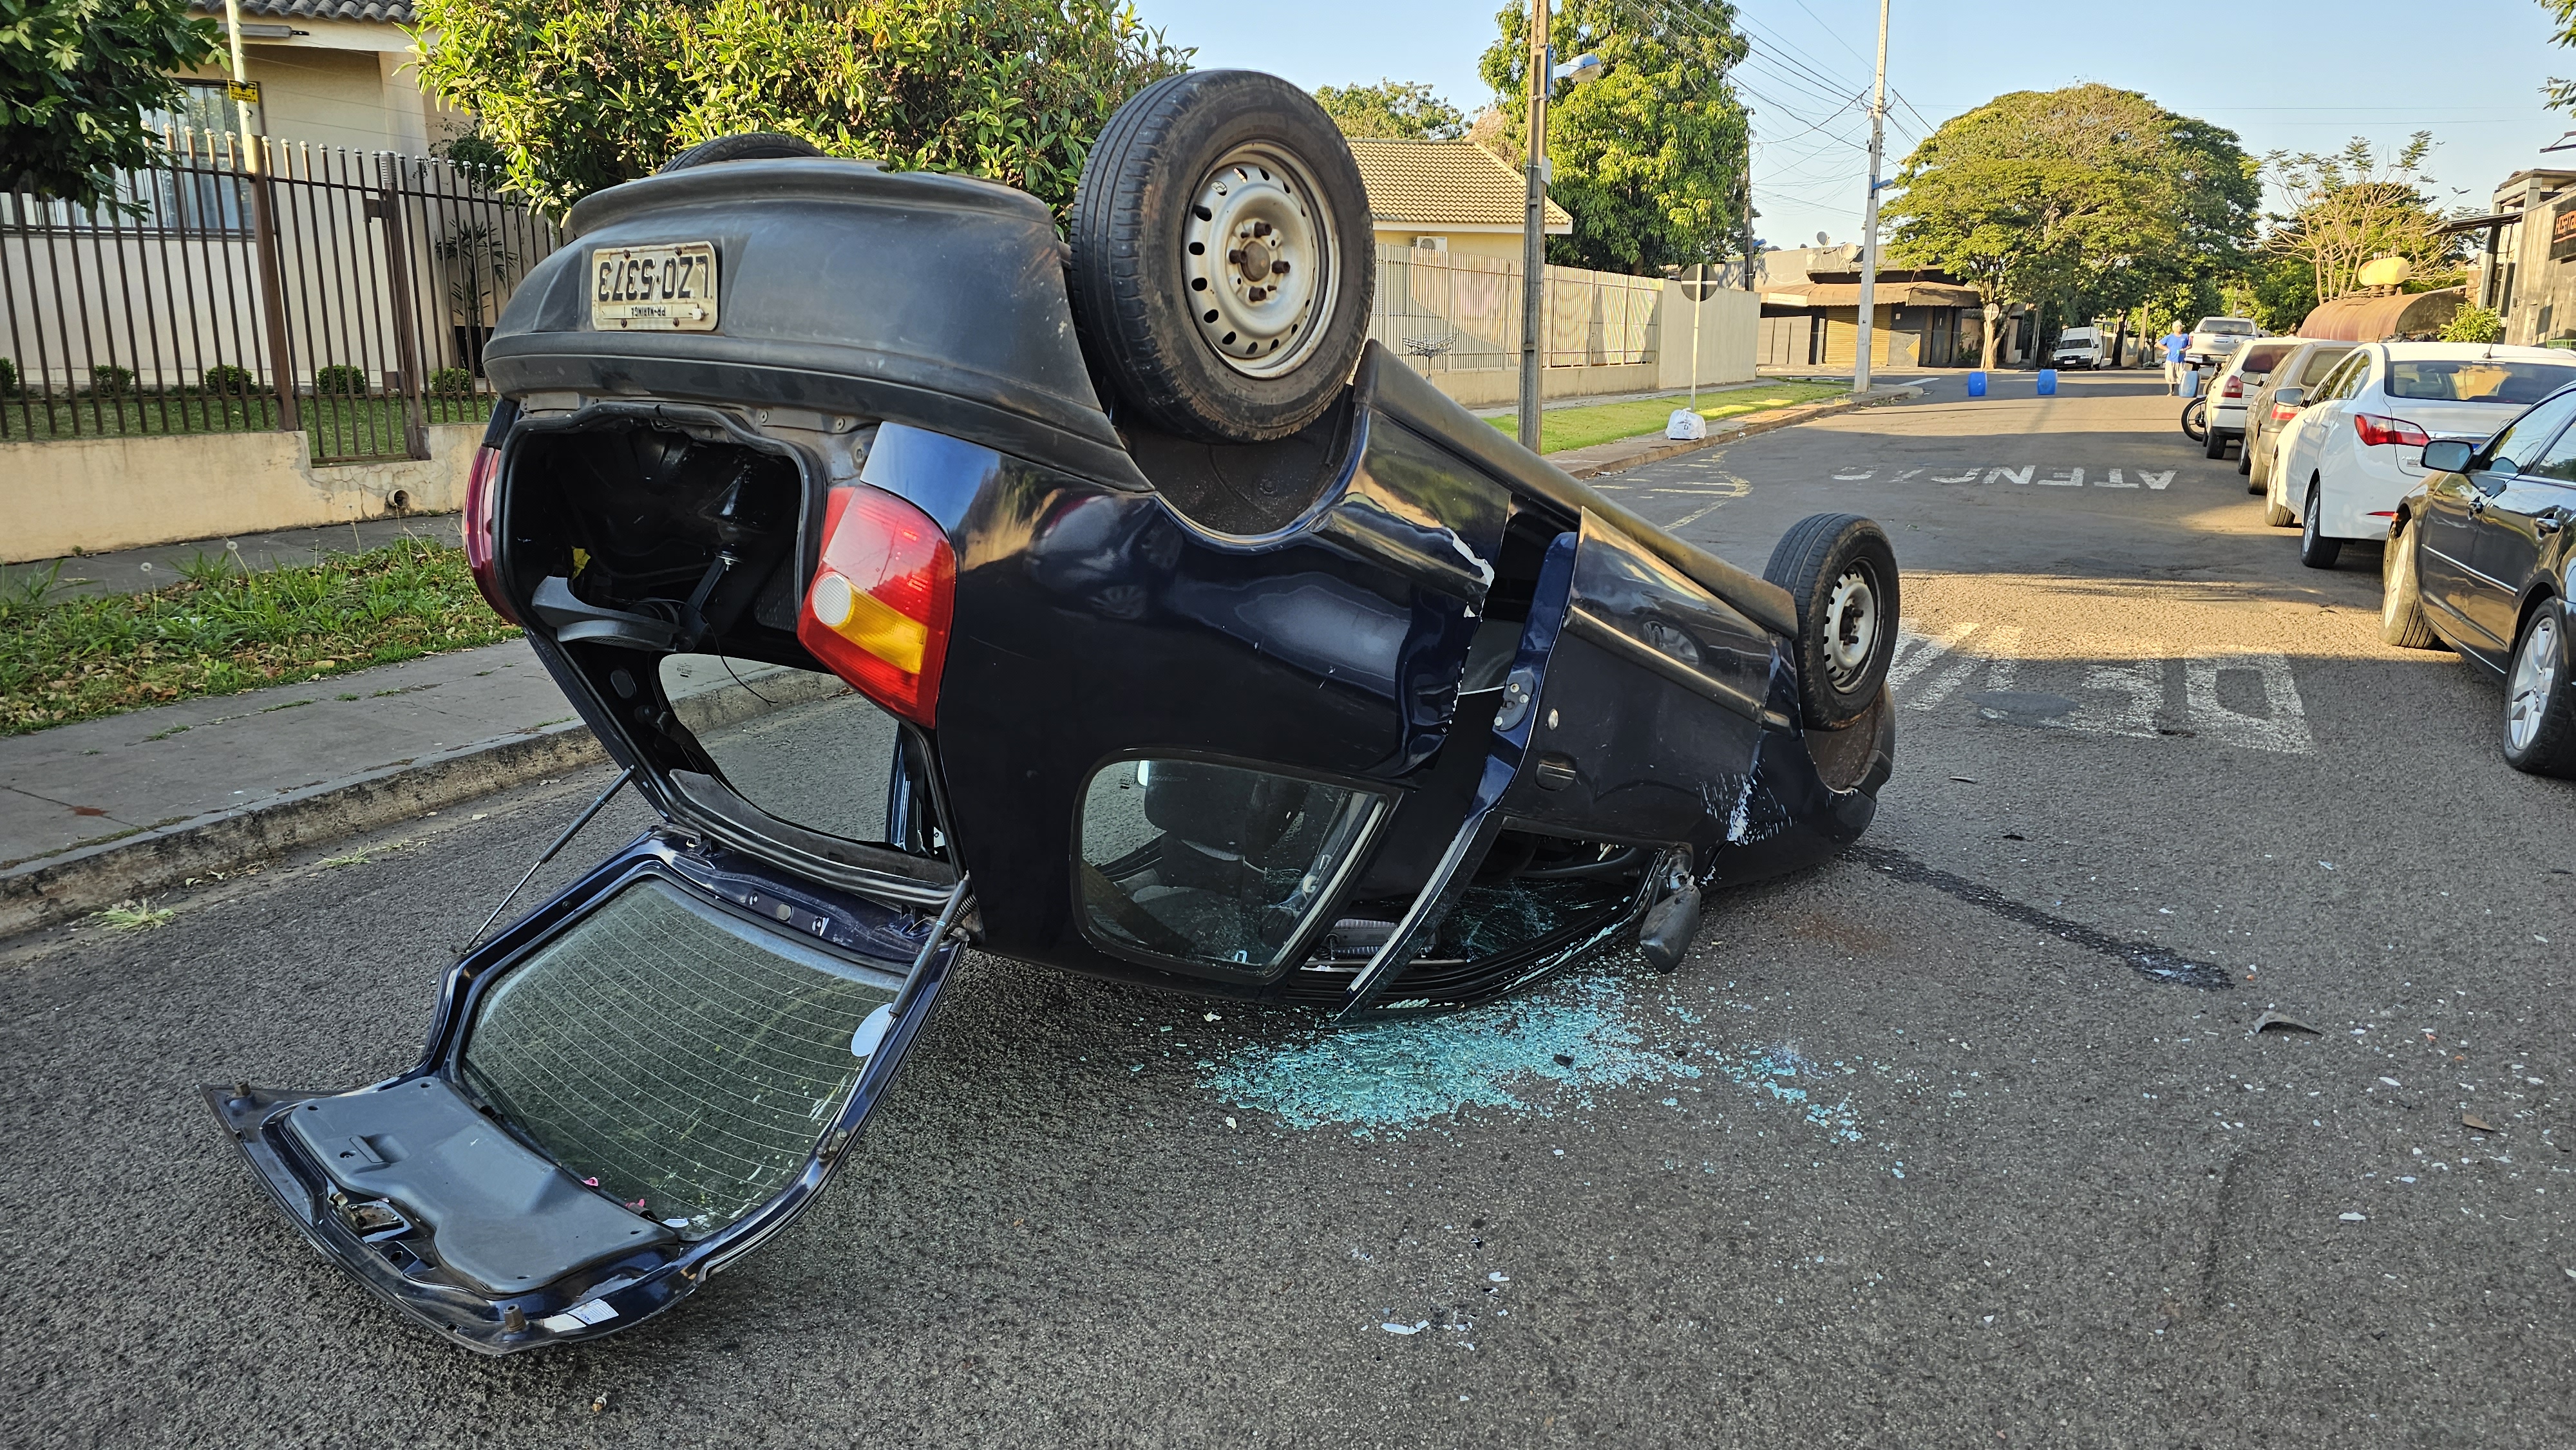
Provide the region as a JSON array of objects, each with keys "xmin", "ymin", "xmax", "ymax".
[
  {"xmin": 462, "ymin": 445, "xmax": 520, "ymax": 625},
  {"xmin": 2353, "ymin": 413, "xmax": 2430, "ymax": 448},
  {"xmin": 2222, "ymin": 376, "xmax": 2244, "ymax": 399},
  {"xmin": 798, "ymin": 485, "xmax": 956, "ymax": 726}
]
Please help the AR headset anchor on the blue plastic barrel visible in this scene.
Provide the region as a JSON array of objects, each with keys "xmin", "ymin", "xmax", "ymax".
[
  {"xmin": 1966, "ymin": 371, "xmax": 1988, "ymax": 398},
  {"xmin": 2036, "ymin": 368, "xmax": 2058, "ymax": 396},
  {"xmin": 2178, "ymin": 368, "xmax": 2199, "ymax": 399}
]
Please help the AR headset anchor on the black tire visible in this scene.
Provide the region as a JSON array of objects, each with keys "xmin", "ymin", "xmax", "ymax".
[
  {"xmin": 2300, "ymin": 481, "xmax": 2342, "ymax": 568},
  {"xmin": 1069, "ymin": 71, "xmax": 1374, "ymax": 443},
  {"xmin": 1764, "ymin": 513, "xmax": 1900, "ymax": 730},
  {"xmin": 2380, "ymin": 516, "xmax": 2439, "ymax": 649},
  {"xmin": 2182, "ymin": 397, "xmax": 2208, "ymax": 442},
  {"xmin": 2239, "ymin": 440, "xmax": 2255, "ymax": 481},
  {"xmin": 2504, "ymin": 598, "xmax": 2576, "ymax": 777},
  {"xmin": 2204, "ymin": 422, "xmax": 2228, "ymax": 459},
  {"xmin": 2248, "ymin": 430, "xmax": 2272, "ymax": 490},
  {"xmin": 658, "ymin": 133, "xmax": 826, "ymax": 172}
]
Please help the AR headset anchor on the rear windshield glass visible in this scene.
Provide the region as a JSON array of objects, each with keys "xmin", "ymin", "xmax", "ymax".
[
  {"xmin": 2385, "ymin": 361, "xmax": 2576, "ymax": 405},
  {"xmin": 2299, "ymin": 346, "xmax": 2354, "ymax": 383},
  {"xmin": 2199, "ymin": 319, "xmax": 2255, "ymax": 335},
  {"xmin": 460, "ymin": 878, "xmax": 900, "ymax": 1238},
  {"xmin": 2237, "ymin": 343, "xmax": 2293, "ymax": 373}
]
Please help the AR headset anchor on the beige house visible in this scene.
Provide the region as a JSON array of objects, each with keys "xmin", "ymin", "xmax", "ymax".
[
  {"xmin": 176, "ymin": 0, "xmax": 460, "ymax": 155},
  {"xmin": 1345, "ymin": 139, "xmax": 1569, "ymax": 263}
]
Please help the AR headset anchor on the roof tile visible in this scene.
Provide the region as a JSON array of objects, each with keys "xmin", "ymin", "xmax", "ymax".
[{"xmin": 1345, "ymin": 138, "xmax": 1570, "ymax": 232}]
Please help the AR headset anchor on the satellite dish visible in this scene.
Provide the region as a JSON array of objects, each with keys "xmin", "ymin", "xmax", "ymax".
[{"xmin": 1815, "ymin": 231, "xmax": 1831, "ymax": 246}]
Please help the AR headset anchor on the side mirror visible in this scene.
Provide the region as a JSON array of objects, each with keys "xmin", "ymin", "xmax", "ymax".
[
  {"xmin": 2273, "ymin": 386, "xmax": 2306, "ymax": 410},
  {"xmin": 2420, "ymin": 438, "xmax": 2476, "ymax": 475}
]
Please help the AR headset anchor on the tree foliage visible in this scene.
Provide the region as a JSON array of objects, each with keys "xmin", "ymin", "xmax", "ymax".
[
  {"xmin": 1881, "ymin": 84, "xmax": 2257, "ymax": 367},
  {"xmin": 0, "ymin": 0, "xmax": 219, "ymax": 207},
  {"xmin": 410, "ymin": 0, "xmax": 1191, "ymax": 219},
  {"xmin": 1314, "ymin": 80, "xmax": 1464, "ymax": 140},
  {"xmin": 2544, "ymin": 0, "xmax": 2576, "ymax": 108},
  {"xmin": 2260, "ymin": 135, "xmax": 2465, "ymax": 306},
  {"xmin": 1477, "ymin": 0, "xmax": 1749, "ymax": 273}
]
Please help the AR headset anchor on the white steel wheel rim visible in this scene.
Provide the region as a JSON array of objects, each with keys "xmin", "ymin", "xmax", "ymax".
[
  {"xmin": 2508, "ymin": 613, "xmax": 2559, "ymax": 752},
  {"xmin": 1182, "ymin": 145, "xmax": 1338, "ymax": 378},
  {"xmin": 1823, "ymin": 565, "xmax": 1879, "ymax": 691}
]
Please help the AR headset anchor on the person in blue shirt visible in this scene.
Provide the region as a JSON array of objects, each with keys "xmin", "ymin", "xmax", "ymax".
[{"xmin": 2161, "ymin": 323, "xmax": 2190, "ymax": 394}]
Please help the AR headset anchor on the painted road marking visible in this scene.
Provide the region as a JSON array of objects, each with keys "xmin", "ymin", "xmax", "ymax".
[
  {"xmin": 1826, "ymin": 466, "xmax": 2175, "ymax": 489},
  {"xmin": 1891, "ymin": 621, "xmax": 2314, "ymax": 754}
]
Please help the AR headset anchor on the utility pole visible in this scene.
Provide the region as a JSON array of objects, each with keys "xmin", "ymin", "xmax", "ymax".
[
  {"xmin": 1739, "ymin": 129, "xmax": 1756, "ymax": 292},
  {"xmin": 1851, "ymin": 0, "xmax": 1889, "ymax": 396},
  {"xmin": 1518, "ymin": 0, "xmax": 1550, "ymax": 451}
]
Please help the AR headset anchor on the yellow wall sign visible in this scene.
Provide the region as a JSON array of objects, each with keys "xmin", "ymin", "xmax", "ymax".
[{"xmin": 225, "ymin": 80, "xmax": 261, "ymax": 104}]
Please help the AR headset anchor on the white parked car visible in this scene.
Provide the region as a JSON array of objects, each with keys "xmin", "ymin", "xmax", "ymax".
[
  {"xmin": 2052, "ymin": 326, "xmax": 2106, "ymax": 370},
  {"xmin": 2202, "ymin": 338, "xmax": 2298, "ymax": 460},
  {"xmin": 2266, "ymin": 342, "xmax": 2576, "ymax": 567},
  {"xmin": 2184, "ymin": 316, "xmax": 2260, "ymax": 371}
]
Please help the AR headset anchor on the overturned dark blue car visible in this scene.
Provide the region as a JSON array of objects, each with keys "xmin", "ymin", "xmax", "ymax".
[{"xmin": 207, "ymin": 71, "xmax": 1899, "ymax": 1354}]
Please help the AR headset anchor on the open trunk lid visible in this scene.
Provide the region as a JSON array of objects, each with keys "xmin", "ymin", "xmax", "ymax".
[{"xmin": 206, "ymin": 833, "xmax": 963, "ymax": 1353}]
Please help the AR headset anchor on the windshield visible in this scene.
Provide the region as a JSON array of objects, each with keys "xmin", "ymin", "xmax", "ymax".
[
  {"xmin": 460, "ymin": 878, "xmax": 900, "ymax": 1239},
  {"xmin": 2237, "ymin": 342, "xmax": 2294, "ymax": 374},
  {"xmin": 2384, "ymin": 360, "xmax": 2576, "ymax": 405},
  {"xmin": 2198, "ymin": 319, "xmax": 2255, "ymax": 335}
]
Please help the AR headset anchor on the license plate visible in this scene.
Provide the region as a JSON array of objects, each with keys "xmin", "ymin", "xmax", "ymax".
[{"xmin": 590, "ymin": 242, "xmax": 719, "ymax": 332}]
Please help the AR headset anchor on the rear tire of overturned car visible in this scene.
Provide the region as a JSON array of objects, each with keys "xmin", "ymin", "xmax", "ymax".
[
  {"xmin": 2380, "ymin": 518, "xmax": 2440, "ymax": 649},
  {"xmin": 1070, "ymin": 71, "xmax": 1376, "ymax": 443},
  {"xmin": 1765, "ymin": 513, "xmax": 1900, "ymax": 730},
  {"xmin": 657, "ymin": 132, "xmax": 828, "ymax": 171}
]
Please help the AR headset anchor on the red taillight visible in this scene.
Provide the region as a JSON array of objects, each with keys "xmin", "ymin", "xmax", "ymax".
[
  {"xmin": 462, "ymin": 444, "xmax": 519, "ymax": 624},
  {"xmin": 797, "ymin": 485, "xmax": 955, "ymax": 726},
  {"xmin": 2222, "ymin": 375, "xmax": 2244, "ymax": 399},
  {"xmin": 2354, "ymin": 413, "xmax": 2429, "ymax": 447},
  {"xmin": 2272, "ymin": 402, "xmax": 2301, "ymax": 422}
]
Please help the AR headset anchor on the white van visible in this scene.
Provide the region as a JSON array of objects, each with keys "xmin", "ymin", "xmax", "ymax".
[{"xmin": 2052, "ymin": 326, "xmax": 2106, "ymax": 370}]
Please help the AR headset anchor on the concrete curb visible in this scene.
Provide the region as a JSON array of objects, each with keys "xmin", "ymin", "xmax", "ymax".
[
  {"xmin": 1560, "ymin": 385, "xmax": 1927, "ymax": 480},
  {"xmin": 0, "ymin": 721, "xmax": 603, "ymax": 938}
]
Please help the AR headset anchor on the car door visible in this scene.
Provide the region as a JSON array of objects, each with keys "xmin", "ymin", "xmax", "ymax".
[
  {"xmin": 2469, "ymin": 397, "xmax": 2576, "ymax": 648},
  {"xmin": 2418, "ymin": 390, "xmax": 2576, "ymax": 659},
  {"xmin": 2293, "ymin": 350, "xmax": 2372, "ymax": 513}
]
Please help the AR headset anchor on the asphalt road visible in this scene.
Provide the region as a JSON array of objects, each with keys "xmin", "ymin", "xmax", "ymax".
[{"xmin": 5, "ymin": 370, "xmax": 2573, "ymax": 1447}]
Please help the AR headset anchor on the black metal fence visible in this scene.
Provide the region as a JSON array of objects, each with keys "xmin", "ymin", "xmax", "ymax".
[{"xmin": 0, "ymin": 131, "xmax": 560, "ymax": 464}]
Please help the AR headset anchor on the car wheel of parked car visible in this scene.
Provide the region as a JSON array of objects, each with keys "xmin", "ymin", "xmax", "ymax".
[
  {"xmin": 1068, "ymin": 70, "xmax": 1375, "ymax": 444},
  {"xmin": 2239, "ymin": 444, "xmax": 2255, "ymax": 482},
  {"xmin": 2203, "ymin": 424, "xmax": 2228, "ymax": 460},
  {"xmin": 1765, "ymin": 513, "xmax": 1900, "ymax": 730},
  {"xmin": 2503, "ymin": 598, "xmax": 2576, "ymax": 777},
  {"xmin": 2299, "ymin": 482, "xmax": 2341, "ymax": 568},
  {"xmin": 656, "ymin": 132, "xmax": 827, "ymax": 171},
  {"xmin": 2181, "ymin": 398, "xmax": 2208, "ymax": 443},
  {"xmin": 2379, "ymin": 517, "xmax": 2440, "ymax": 649},
  {"xmin": 2249, "ymin": 435, "xmax": 2272, "ymax": 491}
]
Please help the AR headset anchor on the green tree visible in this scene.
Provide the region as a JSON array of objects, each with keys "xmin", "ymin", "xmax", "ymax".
[
  {"xmin": 2260, "ymin": 135, "xmax": 2465, "ymax": 305},
  {"xmin": 1315, "ymin": 79, "xmax": 1464, "ymax": 140},
  {"xmin": 1882, "ymin": 84, "xmax": 2257, "ymax": 368},
  {"xmin": 0, "ymin": 0, "xmax": 219, "ymax": 208},
  {"xmin": 1476, "ymin": 0, "xmax": 1749, "ymax": 273},
  {"xmin": 410, "ymin": 0, "xmax": 1191, "ymax": 219}
]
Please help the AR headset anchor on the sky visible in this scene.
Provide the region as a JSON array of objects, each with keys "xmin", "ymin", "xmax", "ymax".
[{"xmin": 1130, "ymin": 0, "xmax": 2575, "ymax": 254}]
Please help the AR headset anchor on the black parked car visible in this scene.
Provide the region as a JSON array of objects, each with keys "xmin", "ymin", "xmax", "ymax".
[
  {"xmin": 204, "ymin": 72, "xmax": 1902, "ymax": 1353},
  {"xmin": 2382, "ymin": 387, "xmax": 2576, "ymax": 773}
]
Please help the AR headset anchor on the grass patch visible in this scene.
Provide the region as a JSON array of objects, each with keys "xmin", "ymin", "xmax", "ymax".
[
  {"xmin": 0, "ymin": 538, "xmax": 518, "ymax": 736},
  {"xmin": 1488, "ymin": 380, "xmax": 1851, "ymax": 454},
  {"xmin": 0, "ymin": 394, "xmax": 497, "ymax": 460},
  {"xmin": 89, "ymin": 899, "xmax": 175, "ymax": 931}
]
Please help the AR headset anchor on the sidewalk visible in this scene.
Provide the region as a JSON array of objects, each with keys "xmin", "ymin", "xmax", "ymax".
[
  {"xmin": 0, "ymin": 639, "xmax": 597, "ymax": 934},
  {"xmin": 3, "ymin": 514, "xmax": 459, "ymax": 599}
]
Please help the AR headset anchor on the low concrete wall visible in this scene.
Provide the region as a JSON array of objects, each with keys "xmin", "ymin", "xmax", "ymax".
[{"xmin": 0, "ymin": 422, "xmax": 480, "ymax": 563}]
